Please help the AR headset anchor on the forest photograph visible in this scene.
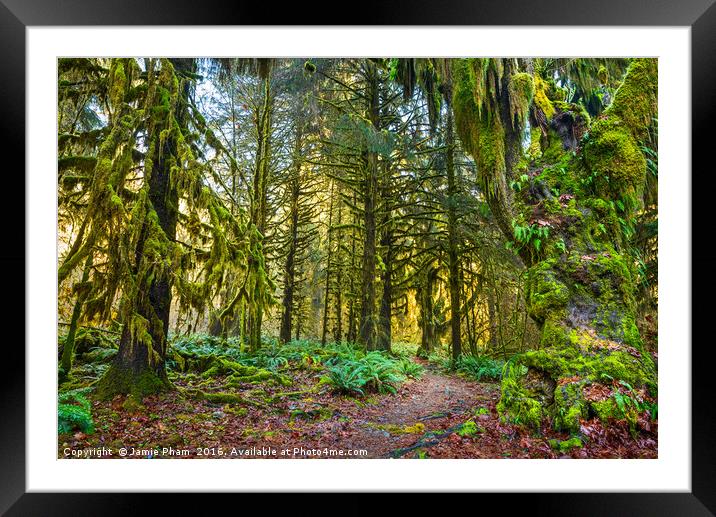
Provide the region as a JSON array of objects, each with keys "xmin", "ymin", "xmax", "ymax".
[{"xmin": 57, "ymin": 56, "xmax": 658, "ymax": 460}]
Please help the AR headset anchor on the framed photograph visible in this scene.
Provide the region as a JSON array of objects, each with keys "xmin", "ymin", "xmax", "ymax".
[{"xmin": 4, "ymin": 0, "xmax": 713, "ymax": 513}]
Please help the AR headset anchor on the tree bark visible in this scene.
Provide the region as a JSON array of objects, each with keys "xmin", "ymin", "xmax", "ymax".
[
  {"xmin": 247, "ymin": 73, "xmax": 273, "ymax": 352},
  {"xmin": 445, "ymin": 108, "xmax": 462, "ymax": 364},
  {"xmin": 98, "ymin": 58, "xmax": 192, "ymax": 399},
  {"xmin": 359, "ymin": 61, "xmax": 380, "ymax": 350},
  {"xmin": 280, "ymin": 131, "xmax": 303, "ymax": 344}
]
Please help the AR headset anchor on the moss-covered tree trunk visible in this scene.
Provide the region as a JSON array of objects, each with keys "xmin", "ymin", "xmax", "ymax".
[
  {"xmin": 247, "ymin": 73, "xmax": 273, "ymax": 352},
  {"xmin": 346, "ymin": 201, "xmax": 358, "ymax": 344},
  {"xmin": 378, "ymin": 222, "xmax": 394, "ymax": 352},
  {"xmin": 453, "ymin": 58, "xmax": 658, "ymax": 432},
  {"xmin": 97, "ymin": 58, "xmax": 193, "ymax": 400},
  {"xmin": 416, "ymin": 264, "xmax": 439, "ymax": 358},
  {"xmin": 321, "ymin": 182, "xmax": 335, "ymax": 346},
  {"xmin": 280, "ymin": 149, "xmax": 301, "ymax": 345},
  {"xmin": 445, "ymin": 108, "xmax": 462, "ymax": 364},
  {"xmin": 59, "ymin": 254, "xmax": 93, "ymax": 376},
  {"xmin": 333, "ymin": 200, "xmax": 344, "ymax": 344},
  {"xmin": 279, "ymin": 179, "xmax": 299, "ymax": 344},
  {"xmin": 359, "ymin": 61, "xmax": 380, "ymax": 350}
]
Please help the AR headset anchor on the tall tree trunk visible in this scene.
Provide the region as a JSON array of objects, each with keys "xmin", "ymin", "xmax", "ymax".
[
  {"xmin": 247, "ymin": 73, "xmax": 273, "ymax": 352},
  {"xmin": 279, "ymin": 177, "xmax": 299, "ymax": 344},
  {"xmin": 359, "ymin": 62, "xmax": 380, "ymax": 350},
  {"xmin": 445, "ymin": 108, "xmax": 462, "ymax": 365},
  {"xmin": 280, "ymin": 130, "xmax": 303, "ymax": 344},
  {"xmin": 378, "ymin": 225, "xmax": 393, "ymax": 352},
  {"xmin": 377, "ymin": 157, "xmax": 393, "ymax": 352},
  {"xmin": 333, "ymin": 201, "xmax": 343, "ymax": 344},
  {"xmin": 347, "ymin": 203, "xmax": 358, "ymax": 344},
  {"xmin": 321, "ymin": 182, "xmax": 335, "ymax": 345},
  {"xmin": 417, "ymin": 264, "xmax": 438, "ymax": 358},
  {"xmin": 98, "ymin": 58, "xmax": 192, "ymax": 399}
]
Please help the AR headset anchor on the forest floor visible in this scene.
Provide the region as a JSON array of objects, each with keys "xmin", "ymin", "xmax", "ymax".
[{"xmin": 59, "ymin": 352, "xmax": 658, "ymax": 459}]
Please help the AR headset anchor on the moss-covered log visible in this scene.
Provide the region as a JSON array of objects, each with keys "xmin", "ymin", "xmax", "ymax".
[{"xmin": 453, "ymin": 58, "xmax": 658, "ymax": 432}]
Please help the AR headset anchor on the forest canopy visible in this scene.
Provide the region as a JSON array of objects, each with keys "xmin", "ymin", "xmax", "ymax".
[{"xmin": 57, "ymin": 57, "xmax": 658, "ymax": 459}]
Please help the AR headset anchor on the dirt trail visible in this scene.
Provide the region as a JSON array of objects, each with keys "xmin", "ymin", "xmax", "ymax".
[{"xmin": 314, "ymin": 361, "xmax": 501, "ymax": 458}]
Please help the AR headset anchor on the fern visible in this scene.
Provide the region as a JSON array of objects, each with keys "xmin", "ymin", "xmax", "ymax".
[
  {"xmin": 456, "ymin": 355, "xmax": 504, "ymax": 381},
  {"xmin": 396, "ymin": 358, "xmax": 424, "ymax": 379},
  {"xmin": 58, "ymin": 388, "xmax": 94, "ymax": 435},
  {"xmin": 323, "ymin": 361, "xmax": 366, "ymax": 396}
]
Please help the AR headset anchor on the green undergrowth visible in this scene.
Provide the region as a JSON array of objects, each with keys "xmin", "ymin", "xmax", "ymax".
[
  {"xmin": 58, "ymin": 387, "xmax": 95, "ymax": 435},
  {"xmin": 427, "ymin": 353, "xmax": 504, "ymax": 382},
  {"xmin": 168, "ymin": 334, "xmax": 424, "ymax": 397},
  {"xmin": 455, "ymin": 355, "xmax": 505, "ymax": 381}
]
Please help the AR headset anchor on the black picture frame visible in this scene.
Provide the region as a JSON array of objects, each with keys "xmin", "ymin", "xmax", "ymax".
[{"xmin": 2, "ymin": 1, "xmax": 713, "ymax": 514}]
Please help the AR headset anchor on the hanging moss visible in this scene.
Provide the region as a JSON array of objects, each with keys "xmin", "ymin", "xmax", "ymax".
[
  {"xmin": 607, "ymin": 59, "xmax": 658, "ymax": 143},
  {"xmin": 533, "ymin": 74, "xmax": 556, "ymax": 121},
  {"xmin": 58, "ymin": 156, "xmax": 98, "ymax": 174},
  {"xmin": 508, "ymin": 72, "xmax": 534, "ymax": 129},
  {"xmin": 452, "ymin": 60, "xmax": 508, "ymax": 195},
  {"xmin": 527, "ymin": 127, "xmax": 543, "ymax": 162}
]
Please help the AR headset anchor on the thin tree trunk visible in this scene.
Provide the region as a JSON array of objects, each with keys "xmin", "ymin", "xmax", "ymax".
[
  {"xmin": 359, "ymin": 61, "xmax": 380, "ymax": 350},
  {"xmin": 280, "ymin": 129, "xmax": 303, "ymax": 344},
  {"xmin": 59, "ymin": 254, "xmax": 93, "ymax": 376},
  {"xmin": 321, "ymin": 182, "xmax": 335, "ymax": 345},
  {"xmin": 445, "ymin": 108, "xmax": 462, "ymax": 365},
  {"xmin": 333, "ymin": 200, "xmax": 343, "ymax": 344}
]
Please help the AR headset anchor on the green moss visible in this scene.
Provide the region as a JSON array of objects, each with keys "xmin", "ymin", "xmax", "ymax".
[
  {"xmin": 179, "ymin": 355, "xmax": 292, "ymax": 386},
  {"xmin": 497, "ymin": 361, "xmax": 544, "ymax": 429},
  {"xmin": 452, "ymin": 59, "xmax": 507, "ymax": 195},
  {"xmin": 508, "ymin": 72, "xmax": 534, "ymax": 129},
  {"xmin": 608, "ymin": 59, "xmax": 658, "ymax": 143},
  {"xmin": 198, "ymin": 391, "xmax": 248, "ymax": 405},
  {"xmin": 583, "ymin": 117, "xmax": 646, "ymax": 198},
  {"xmin": 494, "ymin": 59, "xmax": 658, "ymax": 434},
  {"xmin": 371, "ymin": 422, "xmax": 426, "ymax": 435},
  {"xmin": 533, "ymin": 74, "xmax": 555, "ymax": 120},
  {"xmin": 553, "ymin": 100, "xmax": 591, "ymax": 128},
  {"xmin": 597, "ymin": 65, "xmax": 608, "ymax": 85},
  {"xmin": 121, "ymin": 395, "xmax": 145, "ymax": 412},
  {"xmin": 96, "ymin": 364, "xmax": 171, "ymax": 400},
  {"xmin": 58, "ymin": 156, "xmax": 98, "ymax": 175},
  {"xmin": 553, "ymin": 380, "xmax": 587, "ymax": 432},
  {"xmin": 528, "ymin": 126, "xmax": 543, "ymax": 162},
  {"xmin": 548, "ymin": 436, "xmax": 582, "ymax": 452},
  {"xmin": 525, "ymin": 260, "xmax": 570, "ymax": 323},
  {"xmin": 456, "ymin": 420, "xmax": 483, "ymax": 437},
  {"xmin": 591, "ymin": 398, "xmax": 617, "ymax": 422},
  {"xmin": 499, "ymin": 329, "xmax": 655, "ymax": 432},
  {"xmin": 109, "ymin": 60, "xmax": 127, "ymax": 109}
]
